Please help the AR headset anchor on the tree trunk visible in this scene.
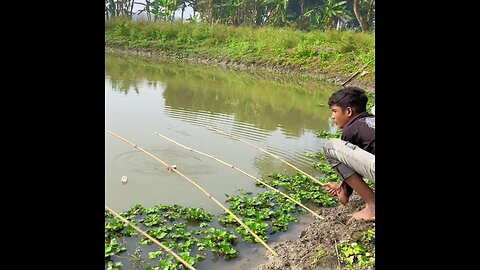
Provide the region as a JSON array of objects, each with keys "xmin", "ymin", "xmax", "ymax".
[
  {"xmin": 300, "ymin": 0, "xmax": 304, "ymax": 30},
  {"xmin": 209, "ymin": 0, "xmax": 213, "ymax": 25},
  {"xmin": 109, "ymin": 0, "xmax": 116, "ymax": 17},
  {"xmin": 367, "ymin": 0, "xmax": 375, "ymax": 26},
  {"xmin": 353, "ymin": 0, "xmax": 369, "ymax": 32},
  {"xmin": 105, "ymin": 3, "xmax": 109, "ymax": 19},
  {"xmin": 129, "ymin": 0, "xmax": 134, "ymax": 19}
]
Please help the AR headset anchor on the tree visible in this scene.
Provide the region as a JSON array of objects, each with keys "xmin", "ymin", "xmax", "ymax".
[
  {"xmin": 353, "ymin": 0, "xmax": 374, "ymax": 32},
  {"xmin": 321, "ymin": 0, "xmax": 350, "ymax": 29},
  {"xmin": 302, "ymin": 0, "xmax": 351, "ymax": 31}
]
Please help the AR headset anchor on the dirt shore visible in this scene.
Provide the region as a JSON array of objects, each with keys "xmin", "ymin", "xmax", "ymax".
[{"xmin": 257, "ymin": 197, "xmax": 375, "ymax": 270}]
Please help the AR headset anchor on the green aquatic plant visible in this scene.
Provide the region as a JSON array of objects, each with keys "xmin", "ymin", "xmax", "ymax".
[
  {"xmin": 337, "ymin": 226, "xmax": 375, "ymax": 269},
  {"xmin": 106, "ymin": 260, "xmax": 123, "ymax": 270},
  {"xmin": 316, "ymin": 130, "xmax": 342, "ymax": 138},
  {"xmin": 106, "ymin": 149, "xmax": 346, "ymax": 268},
  {"xmin": 105, "ymin": 203, "xmax": 240, "ymax": 269},
  {"xmin": 105, "ymin": 238, "xmax": 127, "ymax": 258},
  {"xmin": 265, "ymin": 172, "xmax": 337, "ymax": 207},
  {"xmin": 221, "ymin": 170, "xmax": 339, "ymax": 243},
  {"xmin": 337, "ymin": 242, "xmax": 375, "ymax": 269}
]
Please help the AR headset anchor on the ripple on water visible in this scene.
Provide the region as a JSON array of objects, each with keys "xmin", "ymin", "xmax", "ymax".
[{"xmin": 113, "ymin": 148, "xmax": 216, "ymax": 175}]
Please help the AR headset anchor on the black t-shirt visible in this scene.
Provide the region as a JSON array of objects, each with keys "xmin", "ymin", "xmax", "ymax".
[{"xmin": 341, "ymin": 112, "xmax": 375, "ymax": 155}]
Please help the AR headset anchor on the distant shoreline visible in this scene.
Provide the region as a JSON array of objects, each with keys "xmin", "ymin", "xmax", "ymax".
[{"xmin": 106, "ymin": 46, "xmax": 375, "ymax": 93}]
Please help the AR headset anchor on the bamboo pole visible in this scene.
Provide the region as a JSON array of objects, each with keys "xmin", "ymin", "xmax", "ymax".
[
  {"xmin": 154, "ymin": 132, "xmax": 324, "ymax": 220},
  {"xmin": 341, "ymin": 60, "xmax": 373, "ymax": 87},
  {"xmin": 105, "ymin": 130, "xmax": 278, "ymax": 256},
  {"xmin": 105, "ymin": 205, "xmax": 196, "ymax": 270},
  {"xmin": 205, "ymin": 126, "xmax": 326, "ymax": 187}
]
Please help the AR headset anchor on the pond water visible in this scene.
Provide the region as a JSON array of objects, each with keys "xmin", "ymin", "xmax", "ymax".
[{"xmin": 105, "ymin": 52, "xmax": 339, "ymax": 269}]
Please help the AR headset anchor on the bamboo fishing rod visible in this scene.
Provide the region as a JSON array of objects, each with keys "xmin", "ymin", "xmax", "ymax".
[
  {"xmin": 341, "ymin": 60, "xmax": 373, "ymax": 87},
  {"xmin": 205, "ymin": 126, "xmax": 326, "ymax": 187},
  {"xmin": 105, "ymin": 205, "xmax": 196, "ymax": 270},
  {"xmin": 105, "ymin": 130, "xmax": 278, "ymax": 256},
  {"xmin": 154, "ymin": 132, "xmax": 324, "ymax": 220}
]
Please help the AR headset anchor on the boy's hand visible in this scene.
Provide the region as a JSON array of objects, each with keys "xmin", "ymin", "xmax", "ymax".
[
  {"xmin": 324, "ymin": 182, "xmax": 350, "ymax": 205},
  {"xmin": 324, "ymin": 182, "xmax": 341, "ymax": 196}
]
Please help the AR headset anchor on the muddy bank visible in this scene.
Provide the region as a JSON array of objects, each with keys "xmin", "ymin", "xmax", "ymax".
[
  {"xmin": 105, "ymin": 46, "xmax": 375, "ymax": 93},
  {"xmin": 256, "ymin": 197, "xmax": 375, "ymax": 270}
]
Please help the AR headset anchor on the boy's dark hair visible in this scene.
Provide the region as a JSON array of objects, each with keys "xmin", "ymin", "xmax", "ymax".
[{"xmin": 328, "ymin": 86, "xmax": 368, "ymax": 113}]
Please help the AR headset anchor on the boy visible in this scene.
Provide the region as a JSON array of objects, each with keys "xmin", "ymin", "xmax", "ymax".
[{"xmin": 323, "ymin": 86, "xmax": 375, "ymax": 224}]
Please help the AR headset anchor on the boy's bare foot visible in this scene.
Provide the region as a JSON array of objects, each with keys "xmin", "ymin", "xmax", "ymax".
[
  {"xmin": 324, "ymin": 182, "xmax": 350, "ymax": 205},
  {"xmin": 346, "ymin": 205, "xmax": 375, "ymax": 225}
]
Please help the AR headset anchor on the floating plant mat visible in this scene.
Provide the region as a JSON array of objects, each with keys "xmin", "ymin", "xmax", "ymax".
[
  {"xmin": 105, "ymin": 172, "xmax": 338, "ymax": 269},
  {"xmin": 105, "ymin": 129, "xmax": 277, "ymax": 256},
  {"xmin": 105, "ymin": 129, "xmax": 342, "ymax": 269}
]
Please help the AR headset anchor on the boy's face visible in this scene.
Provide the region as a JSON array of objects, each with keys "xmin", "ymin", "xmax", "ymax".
[{"xmin": 330, "ymin": 104, "xmax": 353, "ymax": 129}]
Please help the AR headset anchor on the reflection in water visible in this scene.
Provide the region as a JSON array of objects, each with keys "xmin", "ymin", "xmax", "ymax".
[
  {"xmin": 105, "ymin": 51, "xmax": 339, "ymax": 208},
  {"xmin": 105, "ymin": 52, "xmax": 336, "ymax": 136},
  {"xmin": 105, "ymin": 52, "xmax": 339, "ymax": 270}
]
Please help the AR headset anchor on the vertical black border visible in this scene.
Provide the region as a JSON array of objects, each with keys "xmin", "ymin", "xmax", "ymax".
[
  {"xmin": 376, "ymin": 1, "xmax": 474, "ymax": 268},
  {"xmin": 11, "ymin": 1, "xmax": 107, "ymax": 266}
]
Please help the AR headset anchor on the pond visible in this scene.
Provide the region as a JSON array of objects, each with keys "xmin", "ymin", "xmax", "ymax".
[{"xmin": 105, "ymin": 52, "xmax": 339, "ymax": 269}]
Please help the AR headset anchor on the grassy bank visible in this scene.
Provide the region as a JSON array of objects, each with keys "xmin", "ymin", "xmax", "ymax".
[{"xmin": 105, "ymin": 18, "xmax": 375, "ymax": 90}]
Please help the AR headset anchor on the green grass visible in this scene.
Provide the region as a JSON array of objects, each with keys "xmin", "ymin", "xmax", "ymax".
[{"xmin": 105, "ymin": 18, "xmax": 375, "ymax": 86}]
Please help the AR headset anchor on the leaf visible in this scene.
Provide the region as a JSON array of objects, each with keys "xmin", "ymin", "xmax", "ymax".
[
  {"xmin": 157, "ymin": 232, "xmax": 168, "ymax": 239},
  {"xmin": 149, "ymin": 250, "xmax": 163, "ymax": 259}
]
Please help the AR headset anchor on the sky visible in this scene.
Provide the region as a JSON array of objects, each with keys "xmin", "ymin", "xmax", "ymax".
[{"xmin": 131, "ymin": 0, "xmax": 194, "ymax": 21}]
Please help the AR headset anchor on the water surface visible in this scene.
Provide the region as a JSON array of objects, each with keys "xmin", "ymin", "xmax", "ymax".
[{"xmin": 105, "ymin": 52, "xmax": 338, "ymax": 269}]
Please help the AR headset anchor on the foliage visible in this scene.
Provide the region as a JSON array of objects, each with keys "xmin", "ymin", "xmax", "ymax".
[
  {"xmin": 105, "ymin": 155, "xmax": 341, "ymax": 267},
  {"xmin": 366, "ymin": 91, "xmax": 375, "ymax": 114},
  {"xmin": 361, "ymin": 228, "xmax": 375, "ymax": 244},
  {"xmin": 337, "ymin": 226, "xmax": 375, "ymax": 269},
  {"xmin": 105, "ymin": 0, "xmax": 375, "ymax": 32},
  {"xmin": 106, "ymin": 260, "xmax": 123, "ymax": 270},
  {"xmin": 316, "ymin": 130, "xmax": 342, "ymax": 139},
  {"xmin": 220, "ymin": 165, "xmax": 341, "ymax": 243},
  {"xmin": 221, "ymin": 190, "xmax": 298, "ymax": 242},
  {"xmin": 105, "ymin": 0, "xmax": 136, "ymax": 19},
  {"xmin": 303, "ymin": 0, "xmax": 352, "ymax": 30},
  {"xmin": 105, "ymin": 19, "xmax": 375, "ymax": 85},
  {"xmin": 105, "ymin": 204, "xmax": 233, "ymax": 269},
  {"xmin": 337, "ymin": 242, "xmax": 375, "ymax": 269},
  {"xmin": 105, "ymin": 237, "xmax": 127, "ymax": 258}
]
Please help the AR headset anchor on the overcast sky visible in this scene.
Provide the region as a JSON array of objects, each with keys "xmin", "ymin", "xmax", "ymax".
[{"xmin": 132, "ymin": 0, "xmax": 194, "ymax": 20}]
